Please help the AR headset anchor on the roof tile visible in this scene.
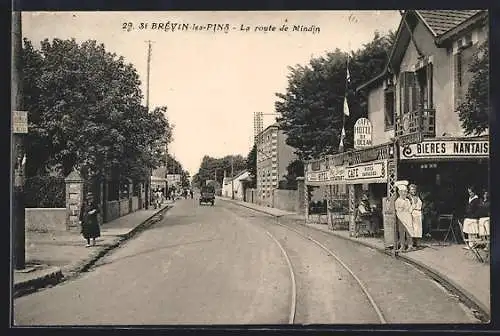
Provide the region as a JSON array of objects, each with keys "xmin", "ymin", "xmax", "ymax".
[{"xmin": 417, "ymin": 10, "xmax": 483, "ymax": 36}]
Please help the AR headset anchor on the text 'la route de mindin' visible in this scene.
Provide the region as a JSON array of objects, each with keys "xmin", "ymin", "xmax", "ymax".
[{"xmin": 122, "ymin": 21, "xmax": 321, "ymax": 34}]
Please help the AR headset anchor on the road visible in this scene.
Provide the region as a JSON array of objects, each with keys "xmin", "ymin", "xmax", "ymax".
[{"xmin": 13, "ymin": 198, "xmax": 479, "ymax": 325}]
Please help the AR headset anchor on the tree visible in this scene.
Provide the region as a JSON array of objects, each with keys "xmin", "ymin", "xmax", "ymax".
[
  {"xmin": 195, "ymin": 154, "xmax": 247, "ymax": 187},
  {"xmin": 246, "ymin": 144, "xmax": 257, "ymax": 188},
  {"xmin": 456, "ymin": 38, "xmax": 489, "ymax": 135},
  {"xmin": 280, "ymin": 159, "xmax": 304, "ymax": 190},
  {"xmin": 22, "ymin": 38, "xmax": 172, "ymax": 180},
  {"xmin": 275, "ymin": 31, "xmax": 395, "ymax": 159}
]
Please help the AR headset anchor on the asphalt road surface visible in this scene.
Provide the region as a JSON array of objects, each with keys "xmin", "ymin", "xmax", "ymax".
[{"xmin": 13, "ymin": 198, "xmax": 479, "ymax": 325}]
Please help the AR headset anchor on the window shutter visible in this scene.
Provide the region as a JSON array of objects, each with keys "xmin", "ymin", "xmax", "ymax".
[
  {"xmin": 427, "ymin": 64, "xmax": 433, "ymax": 108},
  {"xmin": 399, "ymin": 72, "xmax": 406, "ymax": 115}
]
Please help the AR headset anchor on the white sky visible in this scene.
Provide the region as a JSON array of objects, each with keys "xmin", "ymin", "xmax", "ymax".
[{"xmin": 22, "ymin": 11, "xmax": 401, "ymax": 176}]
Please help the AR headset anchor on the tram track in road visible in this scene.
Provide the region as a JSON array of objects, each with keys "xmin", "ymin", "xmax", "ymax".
[
  {"xmin": 222, "ymin": 201, "xmax": 482, "ymax": 324},
  {"xmin": 223, "ymin": 204, "xmax": 386, "ymax": 324},
  {"xmin": 255, "ymin": 216, "xmax": 386, "ymax": 324}
]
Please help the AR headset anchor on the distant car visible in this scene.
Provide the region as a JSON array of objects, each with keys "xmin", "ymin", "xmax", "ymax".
[{"xmin": 199, "ymin": 185, "xmax": 215, "ymax": 206}]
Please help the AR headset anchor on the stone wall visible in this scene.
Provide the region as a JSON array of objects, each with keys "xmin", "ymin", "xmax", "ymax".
[
  {"xmin": 119, "ymin": 199, "xmax": 129, "ymax": 217},
  {"xmin": 272, "ymin": 189, "xmax": 298, "ymax": 212},
  {"xmin": 25, "ymin": 208, "xmax": 67, "ymax": 232},
  {"xmin": 106, "ymin": 200, "xmax": 120, "ymax": 222}
]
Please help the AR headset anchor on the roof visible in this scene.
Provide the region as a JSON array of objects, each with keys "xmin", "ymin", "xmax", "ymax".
[
  {"xmin": 257, "ymin": 122, "xmax": 279, "ymax": 137},
  {"xmin": 356, "ymin": 10, "xmax": 486, "ymax": 93},
  {"xmin": 416, "ymin": 10, "xmax": 482, "ymax": 37}
]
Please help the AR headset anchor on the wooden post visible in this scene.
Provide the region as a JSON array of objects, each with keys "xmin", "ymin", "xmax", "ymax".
[{"xmin": 12, "ymin": 11, "xmax": 26, "ymax": 269}]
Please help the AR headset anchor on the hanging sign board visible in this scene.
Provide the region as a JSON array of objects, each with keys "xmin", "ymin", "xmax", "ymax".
[
  {"xmin": 400, "ymin": 139, "xmax": 489, "ymax": 160},
  {"xmin": 354, "ymin": 118, "xmax": 373, "ymax": 149},
  {"xmin": 345, "ymin": 160, "xmax": 387, "ymax": 184},
  {"xmin": 167, "ymin": 174, "xmax": 181, "ymax": 183},
  {"xmin": 12, "ymin": 110, "xmax": 28, "ymax": 134}
]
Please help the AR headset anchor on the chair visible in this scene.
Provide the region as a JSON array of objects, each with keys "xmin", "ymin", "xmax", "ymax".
[
  {"xmin": 429, "ymin": 214, "xmax": 452, "ymax": 245},
  {"xmin": 440, "ymin": 214, "xmax": 459, "ymax": 244},
  {"xmin": 457, "ymin": 219, "xmax": 484, "ymax": 263}
]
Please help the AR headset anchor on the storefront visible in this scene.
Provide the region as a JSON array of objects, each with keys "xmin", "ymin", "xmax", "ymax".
[
  {"xmin": 398, "ymin": 136, "xmax": 489, "ymax": 237},
  {"xmin": 305, "ymin": 142, "xmax": 395, "ymax": 236}
]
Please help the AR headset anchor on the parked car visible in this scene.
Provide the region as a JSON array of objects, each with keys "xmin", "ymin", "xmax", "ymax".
[{"xmin": 199, "ymin": 185, "xmax": 215, "ymax": 206}]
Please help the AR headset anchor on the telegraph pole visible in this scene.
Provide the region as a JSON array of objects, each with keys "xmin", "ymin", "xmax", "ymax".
[
  {"xmin": 231, "ymin": 156, "xmax": 235, "ymax": 200},
  {"xmin": 12, "ymin": 11, "xmax": 26, "ymax": 270},
  {"xmin": 145, "ymin": 40, "xmax": 153, "ymax": 209}
]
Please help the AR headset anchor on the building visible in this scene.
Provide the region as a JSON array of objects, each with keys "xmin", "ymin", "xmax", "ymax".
[
  {"xmin": 303, "ymin": 10, "xmax": 489, "ymax": 245},
  {"xmin": 222, "ymin": 170, "xmax": 250, "ymax": 201},
  {"xmin": 256, "ymin": 123, "xmax": 297, "ymax": 206}
]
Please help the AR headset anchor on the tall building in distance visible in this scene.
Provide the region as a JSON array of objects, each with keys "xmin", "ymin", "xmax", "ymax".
[
  {"xmin": 253, "ymin": 112, "xmax": 263, "ymax": 143},
  {"xmin": 256, "ymin": 123, "xmax": 297, "ymax": 206}
]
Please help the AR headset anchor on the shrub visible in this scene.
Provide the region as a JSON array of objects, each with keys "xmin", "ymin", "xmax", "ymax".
[{"xmin": 25, "ymin": 176, "xmax": 65, "ymax": 208}]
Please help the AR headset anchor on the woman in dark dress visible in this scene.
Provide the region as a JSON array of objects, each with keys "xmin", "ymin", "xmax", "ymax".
[
  {"xmin": 462, "ymin": 186, "xmax": 481, "ymax": 249},
  {"xmin": 79, "ymin": 197, "xmax": 101, "ymax": 247}
]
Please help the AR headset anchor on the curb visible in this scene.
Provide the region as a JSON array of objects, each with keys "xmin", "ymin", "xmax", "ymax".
[
  {"xmin": 13, "ymin": 267, "xmax": 64, "ymax": 298},
  {"xmin": 225, "ymin": 199, "xmax": 491, "ymax": 322},
  {"xmin": 13, "ymin": 204, "xmax": 173, "ymax": 299}
]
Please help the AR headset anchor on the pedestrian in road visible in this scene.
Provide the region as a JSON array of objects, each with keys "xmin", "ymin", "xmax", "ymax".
[
  {"xmin": 462, "ymin": 186, "xmax": 481, "ymax": 249},
  {"xmin": 395, "ymin": 180, "xmax": 414, "ymax": 252},
  {"xmin": 190, "ymin": 189, "xmax": 194, "ymax": 199},
  {"xmin": 477, "ymin": 189, "xmax": 490, "ymax": 250},
  {"xmin": 79, "ymin": 196, "xmax": 101, "ymax": 247},
  {"xmin": 409, "ymin": 183, "xmax": 423, "ymax": 248}
]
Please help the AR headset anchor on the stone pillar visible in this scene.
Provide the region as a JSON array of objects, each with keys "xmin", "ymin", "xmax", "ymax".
[
  {"xmin": 296, "ymin": 177, "xmax": 306, "ymax": 215},
  {"xmin": 139, "ymin": 183, "xmax": 145, "ymax": 209},
  {"xmin": 65, "ymin": 169, "xmax": 84, "ymax": 231},
  {"xmin": 348, "ymin": 184, "xmax": 356, "ymax": 237},
  {"xmin": 128, "ymin": 181, "xmax": 132, "ymax": 212}
]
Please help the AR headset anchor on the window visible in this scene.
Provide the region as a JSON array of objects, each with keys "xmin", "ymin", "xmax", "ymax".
[
  {"xmin": 399, "ymin": 65, "xmax": 433, "ymax": 114},
  {"xmin": 384, "ymin": 87, "xmax": 395, "ymax": 129}
]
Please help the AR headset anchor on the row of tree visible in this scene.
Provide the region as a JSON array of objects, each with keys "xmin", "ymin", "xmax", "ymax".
[
  {"xmin": 192, "ymin": 155, "xmax": 247, "ymax": 189},
  {"xmin": 164, "ymin": 153, "xmax": 191, "ymax": 189},
  {"xmin": 22, "ymin": 38, "xmax": 173, "ymax": 183}
]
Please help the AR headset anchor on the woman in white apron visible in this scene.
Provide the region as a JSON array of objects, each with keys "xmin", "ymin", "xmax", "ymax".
[
  {"xmin": 462, "ymin": 186, "xmax": 480, "ymax": 249},
  {"xmin": 409, "ymin": 184, "xmax": 423, "ymax": 248},
  {"xmin": 395, "ymin": 181, "xmax": 414, "ymax": 252}
]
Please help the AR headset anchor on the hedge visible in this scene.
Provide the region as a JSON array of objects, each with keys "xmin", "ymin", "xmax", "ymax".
[{"xmin": 25, "ymin": 176, "xmax": 66, "ymax": 208}]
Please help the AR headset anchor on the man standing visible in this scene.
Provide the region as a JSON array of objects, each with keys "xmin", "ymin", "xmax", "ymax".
[
  {"xmin": 409, "ymin": 184, "xmax": 423, "ymax": 248},
  {"xmin": 395, "ymin": 180, "xmax": 414, "ymax": 252}
]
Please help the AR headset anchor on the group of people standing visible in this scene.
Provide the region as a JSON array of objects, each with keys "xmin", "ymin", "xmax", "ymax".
[
  {"xmin": 462, "ymin": 186, "xmax": 489, "ymax": 250},
  {"xmin": 395, "ymin": 180, "xmax": 490, "ymax": 253},
  {"xmin": 394, "ymin": 181, "xmax": 423, "ymax": 252}
]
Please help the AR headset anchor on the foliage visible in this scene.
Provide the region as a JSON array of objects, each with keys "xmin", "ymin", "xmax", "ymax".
[
  {"xmin": 246, "ymin": 144, "xmax": 257, "ymax": 188},
  {"xmin": 275, "ymin": 31, "xmax": 395, "ymax": 159},
  {"xmin": 25, "ymin": 176, "xmax": 65, "ymax": 208},
  {"xmin": 456, "ymin": 38, "xmax": 489, "ymax": 135},
  {"xmin": 280, "ymin": 159, "xmax": 304, "ymax": 190},
  {"xmin": 195, "ymin": 154, "xmax": 247, "ymax": 187},
  {"xmin": 22, "ymin": 38, "xmax": 172, "ymax": 181}
]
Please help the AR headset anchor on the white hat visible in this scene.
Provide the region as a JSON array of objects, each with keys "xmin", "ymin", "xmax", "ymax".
[{"xmin": 395, "ymin": 180, "xmax": 409, "ymax": 191}]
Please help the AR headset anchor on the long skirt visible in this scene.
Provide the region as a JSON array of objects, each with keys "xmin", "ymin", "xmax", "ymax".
[
  {"xmin": 479, "ymin": 217, "xmax": 490, "ymax": 237},
  {"xmin": 463, "ymin": 218, "xmax": 479, "ymax": 234},
  {"xmin": 82, "ymin": 217, "xmax": 101, "ymax": 239}
]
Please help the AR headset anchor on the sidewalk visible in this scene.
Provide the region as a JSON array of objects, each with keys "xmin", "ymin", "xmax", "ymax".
[
  {"xmin": 13, "ymin": 201, "xmax": 174, "ymax": 298},
  {"xmin": 223, "ymin": 198, "xmax": 491, "ymax": 318}
]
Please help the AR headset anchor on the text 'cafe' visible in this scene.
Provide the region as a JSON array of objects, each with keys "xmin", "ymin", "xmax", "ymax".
[{"xmin": 398, "ymin": 137, "xmax": 489, "ymax": 220}]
